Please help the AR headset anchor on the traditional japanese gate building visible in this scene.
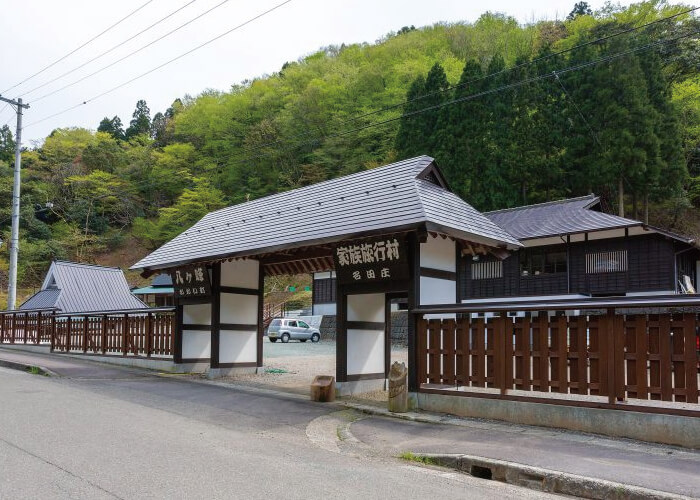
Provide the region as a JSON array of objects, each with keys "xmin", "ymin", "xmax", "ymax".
[{"xmin": 132, "ymin": 156, "xmax": 520, "ymax": 393}]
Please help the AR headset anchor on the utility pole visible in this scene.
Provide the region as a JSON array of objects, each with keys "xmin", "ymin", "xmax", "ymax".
[{"xmin": 0, "ymin": 95, "xmax": 30, "ymax": 310}]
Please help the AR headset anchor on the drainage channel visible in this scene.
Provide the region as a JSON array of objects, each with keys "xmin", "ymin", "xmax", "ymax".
[{"xmin": 406, "ymin": 453, "xmax": 686, "ymax": 500}]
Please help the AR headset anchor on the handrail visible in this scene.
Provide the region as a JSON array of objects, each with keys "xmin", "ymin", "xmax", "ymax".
[
  {"xmin": 412, "ymin": 294, "xmax": 700, "ymax": 314},
  {"xmin": 0, "ymin": 307, "xmax": 58, "ymax": 314},
  {"xmin": 53, "ymin": 306, "xmax": 175, "ymax": 317}
]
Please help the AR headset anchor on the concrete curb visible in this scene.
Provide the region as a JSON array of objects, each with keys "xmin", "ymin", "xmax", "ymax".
[
  {"xmin": 409, "ymin": 453, "xmax": 691, "ymax": 500},
  {"xmin": 0, "ymin": 358, "xmax": 57, "ymax": 377}
]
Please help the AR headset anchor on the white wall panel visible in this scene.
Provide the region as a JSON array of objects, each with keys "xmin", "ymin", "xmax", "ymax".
[
  {"xmin": 220, "ymin": 259, "xmax": 259, "ymax": 288},
  {"xmin": 182, "ymin": 330, "xmax": 210, "ymax": 359},
  {"xmin": 220, "ymin": 293, "xmax": 258, "ymax": 324},
  {"xmin": 420, "ymin": 277, "xmax": 456, "ymax": 305},
  {"xmin": 183, "ymin": 303, "xmax": 211, "ymax": 325},
  {"xmin": 347, "ymin": 293, "xmax": 384, "ymax": 322},
  {"xmin": 347, "ymin": 329, "xmax": 384, "ymax": 375},
  {"xmin": 420, "ymin": 236, "xmax": 456, "ymax": 272},
  {"xmin": 219, "ymin": 330, "xmax": 257, "ymax": 363},
  {"xmin": 313, "ymin": 303, "xmax": 336, "ymax": 316}
]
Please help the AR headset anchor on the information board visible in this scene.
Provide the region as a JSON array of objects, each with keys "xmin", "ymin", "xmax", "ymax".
[
  {"xmin": 333, "ymin": 236, "xmax": 408, "ymax": 285},
  {"xmin": 170, "ymin": 264, "xmax": 211, "ymax": 298}
]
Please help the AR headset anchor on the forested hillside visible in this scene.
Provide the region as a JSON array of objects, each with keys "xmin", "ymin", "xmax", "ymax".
[{"xmin": 0, "ymin": 1, "xmax": 698, "ymax": 300}]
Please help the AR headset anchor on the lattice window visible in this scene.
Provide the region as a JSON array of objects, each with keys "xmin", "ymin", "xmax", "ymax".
[
  {"xmin": 471, "ymin": 260, "xmax": 503, "ymax": 279},
  {"xmin": 586, "ymin": 250, "xmax": 627, "ymax": 274}
]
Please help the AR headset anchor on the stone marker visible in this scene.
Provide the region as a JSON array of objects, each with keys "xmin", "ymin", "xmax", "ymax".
[
  {"xmin": 310, "ymin": 375, "xmax": 335, "ymax": 402},
  {"xmin": 388, "ymin": 361, "xmax": 408, "ymax": 412}
]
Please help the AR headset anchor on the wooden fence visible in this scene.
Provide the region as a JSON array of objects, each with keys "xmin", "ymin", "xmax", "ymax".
[
  {"xmin": 415, "ymin": 298, "xmax": 700, "ymax": 410},
  {"xmin": 0, "ymin": 307, "xmax": 175, "ymax": 358}
]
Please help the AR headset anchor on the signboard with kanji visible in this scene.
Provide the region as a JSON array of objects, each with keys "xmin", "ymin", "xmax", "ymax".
[
  {"xmin": 170, "ymin": 264, "xmax": 211, "ymax": 298},
  {"xmin": 333, "ymin": 236, "xmax": 409, "ymax": 285}
]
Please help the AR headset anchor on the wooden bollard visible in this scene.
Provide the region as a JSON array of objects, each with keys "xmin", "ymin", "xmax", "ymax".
[
  {"xmin": 388, "ymin": 361, "xmax": 408, "ymax": 413},
  {"xmin": 310, "ymin": 375, "xmax": 335, "ymax": 402}
]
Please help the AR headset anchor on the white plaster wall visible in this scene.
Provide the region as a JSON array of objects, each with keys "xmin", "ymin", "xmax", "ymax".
[
  {"xmin": 347, "ymin": 329, "xmax": 384, "ymax": 375},
  {"xmin": 347, "ymin": 293, "xmax": 384, "ymax": 322},
  {"xmin": 182, "ymin": 330, "xmax": 211, "ymax": 359},
  {"xmin": 420, "ymin": 236, "xmax": 456, "ymax": 272},
  {"xmin": 183, "ymin": 304, "xmax": 211, "ymax": 325},
  {"xmin": 220, "ymin": 293, "xmax": 258, "ymax": 324},
  {"xmin": 313, "ymin": 303, "xmax": 336, "ymax": 316},
  {"xmin": 220, "ymin": 259, "xmax": 259, "ymax": 288},
  {"xmin": 420, "ymin": 276, "xmax": 456, "ymax": 306},
  {"xmin": 219, "ymin": 330, "xmax": 257, "ymax": 363}
]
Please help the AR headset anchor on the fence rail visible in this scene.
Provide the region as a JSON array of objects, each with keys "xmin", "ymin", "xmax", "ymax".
[
  {"xmin": 0, "ymin": 308, "xmax": 175, "ymax": 358},
  {"xmin": 415, "ymin": 298, "xmax": 700, "ymax": 411}
]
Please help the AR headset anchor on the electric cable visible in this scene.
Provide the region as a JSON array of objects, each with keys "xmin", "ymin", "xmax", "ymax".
[
  {"xmin": 225, "ymin": 6, "xmax": 699, "ymax": 158},
  {"xmin": 29, "ymin": 0, "xmax": 232, "ymax": 104},
  {"xmin": 24, "ymin": 0, "xmax": 293, "ymax": 128},
  {"xmin": 18, "ymin": 0, "xmax": 200, "ymax": 99},
  {"xmin": 2, "ymin": 0, "xmax": 155, "ymax": 95}
]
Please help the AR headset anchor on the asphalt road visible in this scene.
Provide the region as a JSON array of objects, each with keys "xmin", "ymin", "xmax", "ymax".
[{"xmin": 0, "ymin": 364, "xmax": 554, "ymax": 499}]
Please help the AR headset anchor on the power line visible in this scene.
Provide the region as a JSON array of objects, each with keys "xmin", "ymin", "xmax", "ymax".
[
  {"xmin": 2, "ymin": 0, "xmax": 155, "ymax": 95},
  {"xmin": 29, "ymin": 0, "xmax": 232, "ymax": 104},
  {"xmin": 218, "ymin": 6, "xmax": 700, "ymax": 161},
  {"xmin": 215, "ymin": 28, "xmax": 698, "ymax": 167},
  {"xmin": 24, "ymin": 0, "xmax": 293, "ymax": 128},
  {"xmin": 19, "ymin": 0, "xmax": 200, "ymax": 99}
]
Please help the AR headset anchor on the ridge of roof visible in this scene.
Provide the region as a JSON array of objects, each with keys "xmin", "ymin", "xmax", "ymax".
[
  {"xmin": 485, "ymin": 194, "xmax": 598, "ymax": 215},
  {"xmin": 53, "ymin": 260, "xmax": 123, "ymax": 271},
  {"xmin": 204, "ymin": 155, "xmax": 435, "ymax": 220}
]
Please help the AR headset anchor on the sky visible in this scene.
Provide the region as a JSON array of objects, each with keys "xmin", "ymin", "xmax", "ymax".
[{"xmin": 0, "ymin": 0, "xmax": 633, "ymax": 145}]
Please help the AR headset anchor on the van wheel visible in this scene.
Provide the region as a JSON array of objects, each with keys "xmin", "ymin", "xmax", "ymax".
[
  {"xmin": 311, "ymin": 333, "xmax": 320, "ymax": 343},
  {"xmin": 269, "ymin": 338, "xmax": 277, "ymax": 343},
  {"xmin": 281, "ymin": 333, "xmax": 290, "ymax": 343}
]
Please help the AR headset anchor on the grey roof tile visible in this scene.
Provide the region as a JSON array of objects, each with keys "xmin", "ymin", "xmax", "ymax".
[
  {"xmin": 26, "ymin": 261, "xmax": 147, "ymax": 313},
  {"xmin": 19, "ymin": 288, "xmax": 61, "ymax": 310},
  {"xmin": 485, "ymin": 195, "xmax": 642, "ymax": 240},
  {"xmin": 132, "ymin": 156, "xmax": 521, "ymax": 271}
]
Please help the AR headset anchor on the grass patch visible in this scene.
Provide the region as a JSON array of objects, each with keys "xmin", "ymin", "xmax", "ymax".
[
  {"xmin": 266, "ymin": 367, "xmax": 288, "ymax": 374},
  {"xmin": 26, "ymin": 366, "xmax": 47, "ymax": 376},
  {"xmin": 399, "ymin": 452, "xmax": 436, "ymax": 465}
]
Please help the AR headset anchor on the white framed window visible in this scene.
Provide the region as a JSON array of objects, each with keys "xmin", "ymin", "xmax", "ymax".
[
  {"xmin": 471, "ymin": 260, "xmax": 503, "ymax": 280},
  {"xmin": 586, "ymin": 250, "xmax": 628, "ymax": 274}
]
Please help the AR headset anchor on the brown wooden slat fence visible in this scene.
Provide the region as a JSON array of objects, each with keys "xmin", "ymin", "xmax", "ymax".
[
  {"xmin": 0, "ymin": 308, "xmax": 175, "ymax": 358},
  {"xmin": 417, "ymin": 307, "xmax": 700, "ymax": 407}
]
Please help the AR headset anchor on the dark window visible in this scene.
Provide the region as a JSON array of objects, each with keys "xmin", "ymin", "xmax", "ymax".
[
  {"xmin": 585, "ymin": 250, "xmax": 627, "ymax": 274},
  {"xmin": 520, "ymin": 249, "xmax": 567, "ymax": 276},
  {"xmin": 471, "ymin": 260, "xmax": 503, "ymax": 279}
]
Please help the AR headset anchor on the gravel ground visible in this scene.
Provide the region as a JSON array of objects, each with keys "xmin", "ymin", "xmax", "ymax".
[{"xmin": 214, "ymin": 338, "xmax": 408, "ymax": 399}]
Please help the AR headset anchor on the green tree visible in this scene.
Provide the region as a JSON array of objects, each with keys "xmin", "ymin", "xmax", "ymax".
[
  {"xmin": 125, "ymin": 100, "xmax": 151, "ymax": 139},
  {"xmin": 0, "ymin": 125, "xmax": 15, "ymax": 164},
  {"xmin": 97, "ymin": 116, "xmax": 125, "ymax": 141},
  {"xmin": 567, "ymin": 2, "xmax": 593, "ymax": 20},
  {"xmin": 133, "ymin": 179, "xmax": 226, "ymax": 248}
]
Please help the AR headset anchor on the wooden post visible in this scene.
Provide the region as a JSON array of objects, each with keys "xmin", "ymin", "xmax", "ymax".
[
  {"xmin": 66, "ymin": 316, "xmax": 72, "ymax": 352},
  {"xmin": 82, "ymin": 316, "xmax": 89, "ymax": 353},
  {"xmin": 36, "ymin": 311, "xmax": 42, "ymax": 345},
  {"xmin": 101, "ymin": 315, "xmax": 107, "ymax": 354},
  {"xmin": 606, "ymin": 308, "xmax": 617, "ymax": 405},
  {"xmin": 174, "ymin": 305, "xmax": 183, "ymax": 363},
  {"xmin": 11, "ymin": 313, "xmax": 16, "ymax": 344},
  {"xmin": 145, "ymin": 312, "xmax": 152, "ymax": 358},
  {"xmin": 50, "ymin": 313, "xmax": 56, "ymax": 352},
  {"xmin": 122, "ymin": 314, "xmax": 129, "ymax": 356}
]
